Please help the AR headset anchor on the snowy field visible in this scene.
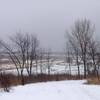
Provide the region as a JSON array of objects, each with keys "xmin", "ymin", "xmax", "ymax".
[
  {"xmin": 2, "ymin": 60, "xmax": 85, "ymax": 76},
  {"xmin": 0, "ymin": 80, "xmax": 100, "ymax": 100}
]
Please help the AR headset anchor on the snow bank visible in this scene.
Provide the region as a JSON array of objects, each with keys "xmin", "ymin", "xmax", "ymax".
[{"xmin": 0, "ymin": 80, "xmax": 100, "ymax": 100}]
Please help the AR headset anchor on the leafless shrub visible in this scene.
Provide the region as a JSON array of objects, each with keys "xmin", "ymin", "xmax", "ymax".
[{"xmin": 0, "ymin": 72, "xmax": 11, "ymax": 92}]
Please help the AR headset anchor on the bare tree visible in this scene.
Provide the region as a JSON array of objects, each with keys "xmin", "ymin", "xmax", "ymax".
[
  {"xmin": 68, "ymin": 36, "xmax": 81, "ymax": 78},
  {"xmin": 0, "ymin": 33, "xmax": 39, "ymax": 85},
  {"xmin": 46, "ymin": 49, "xmax": 53, "ymax": 75},
  {"xmin": 65, "ymin": 42, "xmax": 72, "ymax": 76},
  {"xmin": 0, "ymin": 41, "xmax": 20, "ymax": 78},
  {"xmin": 9, "ymin": 33, "xmax": 28, "ymax": 85},
  {"xmin": 24, "ymin": 34, "xmax": 39, "ymax": 76},
  {"xmin": 67, "ymin": 19, "xmax": 94, "ymax": 78},
  {"xmin": 30, "ymin": 35, "xmax": 39, "ymax": 75},
  {"xmin": 88, "ymin": 39, "xmax": 99, "ymax": 79},
  {"xmin": 39, "ymin": 48, "xmax": 45, "ymax": 74}
]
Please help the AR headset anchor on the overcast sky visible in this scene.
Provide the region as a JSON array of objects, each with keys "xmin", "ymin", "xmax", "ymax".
[{"xmin": 0, "ymin": 0, "xmax": 100, "ymax": 52}]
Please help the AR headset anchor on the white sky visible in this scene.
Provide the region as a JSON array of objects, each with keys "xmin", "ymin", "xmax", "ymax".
[{"xmin": 0, "ymin": 0, "xmax": 100, "ymax": 51}]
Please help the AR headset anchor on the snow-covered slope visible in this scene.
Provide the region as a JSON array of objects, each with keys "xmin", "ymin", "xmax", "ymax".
[{"xmin": 0, "ymin": 80, "xmax": 100, "ymax": 100}]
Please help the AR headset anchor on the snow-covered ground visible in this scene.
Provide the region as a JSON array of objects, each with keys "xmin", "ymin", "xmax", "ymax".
[
  {"xmin": 0, "ymin": 80, "xmax": 100, "ymax": 100},
  {"xmin": 2, "ymin": 61, "xmax": 85, "ymax": 76}
]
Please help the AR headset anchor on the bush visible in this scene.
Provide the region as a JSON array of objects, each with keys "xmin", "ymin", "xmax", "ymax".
[{"xmin": 0, "ymin": 72, "xmax": 11, "ymax": 92}]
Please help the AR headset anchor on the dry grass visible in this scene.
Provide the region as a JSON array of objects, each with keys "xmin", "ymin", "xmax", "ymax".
[
  {"xmin": 1, "ymin": 73, "xmax": 100, "ymax": 88},
  {"xmin": 0, "ymin": 73, "xmax": 85, "ymax": 87},
  {"xmin": 87, "ymin": 77, "xmax": 100, "ymax": 85}
]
